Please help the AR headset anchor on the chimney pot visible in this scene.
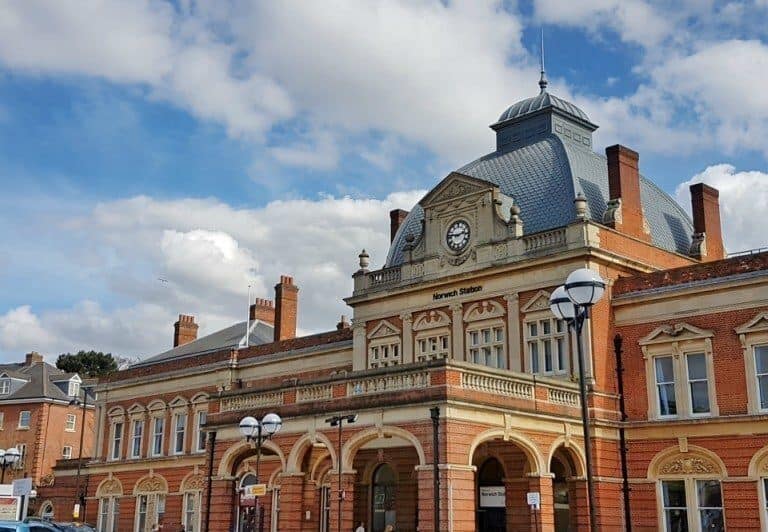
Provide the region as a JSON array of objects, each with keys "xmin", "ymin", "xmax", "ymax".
[
  {"xmin": 250, "ymin": 298, "xmax": 276, "ymax": 326},
  {"xmin": 390, "ymin": 209, "xmax": 409, "ymax": 243},
  {"xmin": 274, "ymin": 275, "xmax": 299, "ymax": 342},
  {"xmin": 336, "ymin": 315, "xmax": 351, "ymax": 330},
  {"xmin": 173, "ymin": 314, "xmax": 198, "ymax": 347}
]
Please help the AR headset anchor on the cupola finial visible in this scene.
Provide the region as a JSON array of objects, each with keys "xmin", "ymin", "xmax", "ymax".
[{"xmin": 538, "ymin": 27, "xmax": 548, "ymax": 94}]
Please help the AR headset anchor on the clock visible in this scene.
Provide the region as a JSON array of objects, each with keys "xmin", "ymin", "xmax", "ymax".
[{"xmin": 446, "ymin": 220, "xmax": 470, "ymax": 252}]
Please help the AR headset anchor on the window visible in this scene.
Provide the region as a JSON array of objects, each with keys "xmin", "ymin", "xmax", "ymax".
[
  {"xmin": 152, "ymin": 417, "xmax": 164, "ymax": 456},
  {"xmin": 65, "ymin": 414, "xmax": 76, "ymax": 432},
  {"xmin": 686, "ymin": 353, "xmax": 710, "ymax": 415},
  {"xmin": 655, "ymin": 357, "xmax": 677, "ymax": 417},
  {"xmin": 416, "ymin": 334, "xmax": 450, "ymax": 362},
  {"xmin": 194, "ymin": 411, "xmax": 207, "ymax": 453},
  {"xmin": 184, "ymin": 491, "xmax": 200, "ymax": 532},
  {"xmin": 763, "ymin": 478, "xmax": 768, "ymax": 525},
  {"xmin": 368, "ymin": 341, "xmax": 401, "ymax": 369},
  {"xmin": 660, "ymin": 479, "xmax": 724, "ymax": 531},
  {"xmin": 0, "ymin": 379, "xmax": 9, "ymax": 395},
  {"xmin": 468, "ymin": 326, "xmax": 506, "ymax": 369},
  {"xmin": 18, "ymin": 411, "xmax": 30, "ymax": 429},
  {"xmin": 131, "ymin": 420, "xmax": 144, "ymax": 459},
  {"xmin": 756, "ymin": 345, "xmax": 768, "ymax": 411},
  {"xmin": 98, "ymin": 497, "xmax": 120, "ymax": 532},
  {"xmin": 526, "ymin": 318, "xmax": 568, "ymax": 375},
  {"xmin": 136, "ymin": 494, "xmax": 165, "ymax": 532},
  {"xmin": 68, "ymin": 380, "xmax": 80, "ymax": 397},
  {"xmin": 173, "ymin": 413, "xmax": 186, "ymax": 455},
  {"xmin": 62, "ymin": 446, "xmax": 72, "ymax": 459},
  {"xmin": 136, "ymin": 495, "xmax": 148, "ymax": 532},
  {"xmin": 0, "ymin": 412, "xmax": 5, "ymax": 430},
  {"xmin": 111, "ymin": 422, "xmax": 123, "ymax": 461}
]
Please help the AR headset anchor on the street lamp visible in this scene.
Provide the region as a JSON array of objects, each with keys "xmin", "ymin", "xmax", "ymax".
[
  {"xmin": 0, "ymin": 448, "xmax": 20, "ymax": 483},
  {"xmin": 325, "ymin": 414, "xmax": 357, "ymax": 532},
  {"xmin": 239, "ymin": 413, "xmax": 282, "ymax": 532},
  {"xmin": 69, "ymin": 386, "xmax": 91, "ymax": 520},
  {"xmin": 550, "ymin": 267, "xmax": 606, "ymax": 532}
]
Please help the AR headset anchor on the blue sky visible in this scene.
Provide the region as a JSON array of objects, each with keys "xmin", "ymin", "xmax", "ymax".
[{"xmin": 1, "ymin": 0, "xmax": 767, "ymax": 361}]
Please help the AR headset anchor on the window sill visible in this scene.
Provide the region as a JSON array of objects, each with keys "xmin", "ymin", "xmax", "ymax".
[{"xmin": 17, "ymin": 426, "xmax": 29, "ymax": 430}]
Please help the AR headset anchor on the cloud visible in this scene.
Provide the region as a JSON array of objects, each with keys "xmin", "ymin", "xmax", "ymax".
[
  {"xmin": 0, "ymin": 190, "xmax": 425, "ymax": 360},
  {"xmin": 676, "ymin": 163, "xmax": 768, "ymax": 253}
]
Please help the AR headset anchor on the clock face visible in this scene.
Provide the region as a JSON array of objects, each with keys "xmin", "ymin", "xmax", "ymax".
[{"xmin": 446, "ymin": 220, "xmax": 470, "ymax": 252}]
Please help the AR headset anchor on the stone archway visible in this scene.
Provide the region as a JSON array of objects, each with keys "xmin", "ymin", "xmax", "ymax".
[{"xmin": 548, "ymin": 441, "xmax": 586, "ymax": 532}]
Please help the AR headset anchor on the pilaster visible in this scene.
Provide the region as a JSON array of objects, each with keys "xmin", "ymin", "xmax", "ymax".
[{"xmin": 451, "ymin": 304, "xmax": 464, "ymax": 362}]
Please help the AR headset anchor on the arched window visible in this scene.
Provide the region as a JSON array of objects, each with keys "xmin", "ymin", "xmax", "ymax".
[
  {"xmin": 39, "ymin": 501, "xmax": 54, "ymax": 520},
  {"xmin": 372, "ymin": 464, "xmax": 396, "ymax": 532}
]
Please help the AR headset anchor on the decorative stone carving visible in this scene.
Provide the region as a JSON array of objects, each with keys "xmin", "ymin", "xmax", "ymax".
[
  {"xmin": 520, "ymin": 290, "xmax": 552, "ymax": 313},
  {"xmin": 659, "ymin": 455, "xmax": 718, "ymax": 475},
  {"xmin": 183, "ymin": 474, "xmax": 206, "ymax": 491},
  {"xmin": 413, "ymin": 310, "xmax": 450, "ymax": 331},
  {"xmin": 603, "ymin": 198, "xmax": 622, "ymax": 225},
  {"xmin": 135, "ymin": 476, "xmax": 166, "ymax": 494},
  {"xmin": 97, "ymin": 478, "xmax": 123, "ymax": 496},
  {"xmin": 464, "ymin": 300, "xmax": 505, "ymax": 322},
  {"xmin": 39, "ymin": 473, "xmax": 55, "ymax": 488},
  {"xmin": 574, "ymin": 192, "xmax": 587, "ymax": 219},
  {"xmin": 367, "ymin": 320, "xmax": 401, "ymax": 339}
]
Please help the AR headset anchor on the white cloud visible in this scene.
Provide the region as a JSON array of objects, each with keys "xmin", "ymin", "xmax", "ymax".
[
  {"xmin": 270, "ymin": 129, "xmax": 340, "ymax": 170},
  {"xmin": 0, "ymin": 191, "xmax": 425, "ymax": 360},
  {"xmin": 676, "ymin": 163, "xmax": 768, "ymax": 253}
]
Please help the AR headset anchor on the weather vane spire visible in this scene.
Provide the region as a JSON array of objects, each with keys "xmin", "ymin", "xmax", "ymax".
[{"xmin": 539, "ymin": 27, "xmax": 548, "ymax": 94}]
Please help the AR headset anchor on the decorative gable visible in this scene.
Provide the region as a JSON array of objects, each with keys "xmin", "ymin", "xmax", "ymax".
[
  {"xmin": 520, "ymin": 290, "xmax": 552, "ymax": 314},
  {"xmin": 413, "ymin": 310, "xmax": 451, "ymax": 331},
  {"xmin": 463, "ymin": 300, "xmax": 505, "ymax": 322},
  {"xmin": 367, "ymin": 320, "xmax": 401, "ymax": 339},
  {"xmin": 639, "ymin": 323, "xmax": 714, "ymax": 346},
  {"xmin": 420, "ymin": 172, "xmax": 496, "ymax": 208},
  {"xmin": 735, "ymin": 311, "xmax": 768, "ymax": 337}
]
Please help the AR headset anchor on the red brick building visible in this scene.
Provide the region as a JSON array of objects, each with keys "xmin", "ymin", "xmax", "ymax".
[{"xmin": 41, "ymin": 81, "xmax": 768, "ymax": 532}]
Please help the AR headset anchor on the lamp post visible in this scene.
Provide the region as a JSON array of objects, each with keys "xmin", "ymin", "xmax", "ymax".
[
  {"xmin": 549, "ymin": 267, "xmax": 606, "ymax": 532},
  {"xmin": 239, "ymin": 413, "xmax": 282, "ymax": 532},
  {"xmin": 69, "ymin": 386, "xmax": 90, "ymax": 520},
  {"xmin": 0, "ymin": 448, "xmax": 20, "ymax": 483},
  {"xmin": 325, "ymin": 414, "xmax": 357, "ymax": 532}
]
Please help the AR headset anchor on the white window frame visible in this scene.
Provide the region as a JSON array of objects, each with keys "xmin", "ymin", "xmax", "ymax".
[
  {"xmin": 641, "ymin": 324, "xmax": 718, "ymax": 420},
  {"xmin": 524, "ymin": 315, "xmax": 569, "ymax": 376},
  {"xmin": 62, "ymin": 446, "xmax": 72, "ymax": 459},
  {"xmin": 65, "ymin": 413, "xmax": 77, "ymax": 432},
  {"xmin": 736, "ymin": 312, "xmax": 768, "ymax": 413},
  {"xmin": 466, "ymin": 321, "xmax": 507, "ymax": 369},
  {"xmin": 134, "ymin": 493, "xmax": 165, "ymax": 532},
  {"xmin": 173, "ymin": 412, "xmax": 187, "ymax": 455},
  {"xmin": 685, "ymin": 352, "xmax": 711, "ymax": 416},
  {"xmin": 271, "ymin": 487, "xmax": 280, "ymax": 532},
  {"xmin": 97, "ymin": 497, "xmax": 120, "ymax": 532},
  {"xmin": 110, "ymin": 421, "xmax": 123, "ymax": 461},
  {"xmin": 753, "ymin": 345, "xmax": 768, "ymax": 413},
  {"xmin": 366, "ymin": 320, "xmax": 402, "ymax": 369},
  {"xmin": 0, "ymin": 379, "xmax": 9, "ymax": 395},
  {"xmin": 68, "ymin": 380, "xmax": 80, "ymax": 397},
  {"xmin": 151, "ymin": 416, "xmax": 165, "ymax": 457},
  {"xmin": 131, "ymin": 419, "xmax": 144, "ymax": 459},
  {"xmin": 183, "ymin": 490, "xmax": 201, "ymax": 532},
  {"xmin": 194, "ymin": 410, "xmax": 207, "ymax": 454},
  {"xmin": 415, "ymin": 331, "xmax": 450, "ymax": 362},
  {"xmin": 0, "ymin": 412, "xmax": 5, "ymax": 430},
  {"xmin": 657, "ymin": 478, "xmax": 725, "ymax": 532},
  {"xmin": 18, "ymin": 410, "xmax": 30, "ymax": 429},
  {"xmin": 15, "ymin": 443, "xmax": 26, "ymax": 469},
  {"xmin": 654, "ymin": 355, "xmax": 678, "ymax": 419}
]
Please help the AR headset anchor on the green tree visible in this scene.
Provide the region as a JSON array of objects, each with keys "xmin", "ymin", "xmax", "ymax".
[{"xmin": 55, "ymin": 350, "xmax": 119, "ymax": 377}]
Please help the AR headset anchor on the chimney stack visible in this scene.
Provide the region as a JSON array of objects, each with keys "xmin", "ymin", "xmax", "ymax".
[
  {"xmin": 25, "ymin": 351, "xmax": 43, "ymax": 366},
  {"xmin": 250, "ymin": 298, "xmax": 275, "ymax": 325},
  {"xmin": 689, "ymin": 183, "xmax": 725, "ymax": 261},
  {"xmin": 274, "ymin": 275, "xmax": 299, "ymax": 342},
  {"xmin": 173, "ymin": 315, "xmax": 198, "ymax": 347},
  {"xmin": 336, "ymin": 315, "xmax": 350, "ymax": 330},
  {"xmin": 390, "ymin": 209, "xmax": 409, "ymax": 243},
  {"xmin": 604, "ymin": 145, "xmax": 651, "ymax": 242}
]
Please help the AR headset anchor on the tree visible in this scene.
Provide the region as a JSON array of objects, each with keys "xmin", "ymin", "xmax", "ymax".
[{"xmin": 55, "ymin": 351, "xmax": 119, "ymax": 377}]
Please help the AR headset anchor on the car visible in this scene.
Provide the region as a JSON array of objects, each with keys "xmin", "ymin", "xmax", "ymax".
[
  {"xmin": 0, "ymin": 520, "xmax": 61, "ymax": 531},
  {"xmin": 51, "ymin": 524, "xmax": 95, "ymax": 532}
]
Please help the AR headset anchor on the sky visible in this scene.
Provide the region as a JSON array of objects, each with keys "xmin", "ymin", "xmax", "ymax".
[{"xmin": 1, "ymin": 0, "xmax": 768, "ymax": 362}]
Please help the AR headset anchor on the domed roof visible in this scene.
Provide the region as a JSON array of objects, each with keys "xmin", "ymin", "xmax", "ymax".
[{"xmin": 495, "ymin": 91, "xmax": 592, "ymax": 125}]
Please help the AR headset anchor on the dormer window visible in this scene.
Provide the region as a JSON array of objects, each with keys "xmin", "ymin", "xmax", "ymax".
[
  {"xmin": 0, "ymin": 379, "xmax": 9, "ymax": 395},
  {"xmin": 68, "ymin": 380, "xmax": 80, "ymax": 397}
]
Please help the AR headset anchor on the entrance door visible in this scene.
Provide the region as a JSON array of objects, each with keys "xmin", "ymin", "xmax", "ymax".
[
  {"xmin": 238, "ymin": 473, "xmax": 259, "ymax": 532},
  {"xmin": 371, "ymin": 464, "xmax": 396, "ymax": 532},
  {"xmin": 477, "ymin": 458, "xmax": 506, "ymax": 532},
  {"xmin": 552, "ymin": 458, "xmax": 571, "ymax": 532}
]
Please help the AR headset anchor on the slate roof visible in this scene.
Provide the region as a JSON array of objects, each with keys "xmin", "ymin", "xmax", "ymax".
[
  {"xmin": 386, "ymin": 91, "xmax": 693, "ymax": 267},
  {"xmin": 132, "ymin": 320, "xmax": 274, "ymax": 367},
  {"xmin": 0, "ymin": 362, "xmax": 87, "ymax": 402}
]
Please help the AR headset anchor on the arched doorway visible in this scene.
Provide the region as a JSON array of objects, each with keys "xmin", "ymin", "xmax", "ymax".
[
  {"xmin": 477, "ymin": 458, "xmax": 506, "ymax": 532},
  {"xmin": 238, "ymin": 473, "xmax": 259, "ymax": 532},
  {"xmin": 551, "ymin": 456, "xmax": 571, "ymax": 532},
  {"xmin": 371, "ymin": 464, "xmax": 397, "ymax": 532}
]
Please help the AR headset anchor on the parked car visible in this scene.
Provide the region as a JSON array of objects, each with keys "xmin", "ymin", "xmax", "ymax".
[
  {"xmin": 51, "ymin": 524, "xmax": 94, "ymax": 532},
  {"xmin": 0, "ymin": 520, "xmax": 61, "ymax": 531}
]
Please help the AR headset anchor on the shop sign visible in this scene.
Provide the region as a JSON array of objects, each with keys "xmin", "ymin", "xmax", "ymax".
[
  {"xmin": 0, "ymin": 497, "xmax": 19, "ymax": 520},
  {"xmin": 479, "ymin": 486, "xmax": 505, "ymax": 507},
  {"xmin": 243, "ymin": 483, "xmax": 267, "ymax": 498}
]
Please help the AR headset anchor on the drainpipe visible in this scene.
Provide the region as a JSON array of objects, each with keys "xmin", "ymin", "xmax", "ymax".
[
  {"xmin": 204, "ymin": 430, "xmax": 217, "ymax": 532},
  {"xmin": 430, "ymin": 406, "xmax": 440, "ymax": 532},
  {"xmin": 614, "ymin": 334, "xmax": 632, "ymax": 531}
]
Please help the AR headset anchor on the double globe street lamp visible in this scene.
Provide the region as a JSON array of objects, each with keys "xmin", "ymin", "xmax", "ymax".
[
  {"xmin": 239, "ymin": 413, "xmax": 282, "ymax": 532},
  {"xmin": 550, "ymin": 268, "xmax": 606, "ymax": 532},
  {"xmin": 0, "ymin": 448, "xmax": 20, "ymax": 483}
]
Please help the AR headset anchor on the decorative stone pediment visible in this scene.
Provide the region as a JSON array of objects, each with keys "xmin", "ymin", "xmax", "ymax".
[
  {"xmin": 736, "ymin": 311, "xmax": 768, "ymax": 340},
  {"xmin": 367, "ymin": 319, "xmax": 401, "ymax": 339},
  {"xmin": 134, "ymin": 474, "xmax": 168, "ymax": 494},
  {"xmin": 420, "ymin": 172, "xmax": 496, "ymax": 208},
  {"xmin": 97, "ymin": 477, "xmax": 123, "ymax": 497},
  {"xmin": 520, "ymin": 290, "xmax": 553, "ymax": 314},
  {"xmin": 639, "ymin": 323, "xmax": 714, "ymax": 346},
  {"xmin": 464, "ymin": 300, "xmax": 505, "ymax": 322},
  {"xmin": 413, "ymin": 310, "xmax": 451, "ymax": 331},
  {"xmin": 169, "ymin": 396, "xmax": 189, "ymax": 409},
  {"xmin": 127, "ymin": 403, "xmax": 146, "ymax": 415},
  {"xmin": 182, "ymin": 474, "xmax": 206, "ymax": 491},
  {"xmin": 650, "ymin": 447, "xmax": 725, "ymax": 479}
]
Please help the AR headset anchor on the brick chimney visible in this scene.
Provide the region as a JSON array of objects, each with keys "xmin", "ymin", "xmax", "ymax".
[
  {"xmin": 250, "ymin": 298, "xmax": 275, "ymax": 325},
  {"xmin": 173, "ymin": 315, "xmax": 198, "ymax": 347},
  {"xmin": 604, "ymin": 145, "xmax": 651, "ymax": 242},
  {"xmin": 390, "ymin": 209, "xmax": 409, "ymax": 243},
  {"xmin": 689, "ymin": 183, "xmax": 725, "ymax": 261},
  {"xmin": 25, "ymin": 351, "xmax": 43, "ymax": 366},
  {"xmin": 274, "ymin": 276, "xmax": 299, "ymax": 342}
]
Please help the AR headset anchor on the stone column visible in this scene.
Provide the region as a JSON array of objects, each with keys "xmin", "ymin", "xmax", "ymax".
[
  {"xmin": 351, "ymin": 319, "xmax": 367, "ymax": 371},
  {"xmin": 504, "ymin": 293, "xmax": 521, "ymax": 372},
  {"xmin": 401, "ymin": 312, "xmax": 414, "ymax": 364},
  {"xmin": 443, "ymin": 465, "xmax": 476, "ymax": 532},
  {"xmin": 278, "ymin": 473, "xmax": 305, "ymax": 532},
  {"xmin": 451, "ymin": 304, "xmax": 464, "ymax": 362}
]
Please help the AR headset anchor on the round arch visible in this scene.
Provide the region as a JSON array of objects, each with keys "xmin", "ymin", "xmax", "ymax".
[
  {"xmin": 647, "ymin": 445, "xmax": 728, "ymax": 480},
  {"xmin": 96, "ymin": 477, "xmax": 124, "ymax": 497},
  {"xmin": 180, "ymin": 471, "xmax": 206, "ymax": 492},
  {"xmin": 308, "ymin": 449, "xmax": 332, "ymax": 483},
  {"xmin": 547, "ymin": 437, "xmax": 587, "ymax": 478},
  {"xmin": 133, "ymin": 474, "xmax": 169, "ymax": 495},
  {"xmin": 341, "ymin": 426, "xmax": 427, "ymax": 471},
  {"xmin": 467, "ymin": 429, "xmax": 545, "ymax": 475},
  {"xmin": 286, "ymin": 432, "xmax": 338, "ymax": 473},
  {"xmin": 217, "ymin": 439, "xmax": 286, "ymax": 478},
  {"xmin": 268, "ymin": 466, "xmax": 284, "ymax": 488},
  {"xmin": 37, "ymin": 500, "xmax": 54, "ymax": 518},
  {"xmin": 748, "ymin": 444, "xmax": 768, "ymax": 478}
]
